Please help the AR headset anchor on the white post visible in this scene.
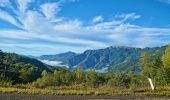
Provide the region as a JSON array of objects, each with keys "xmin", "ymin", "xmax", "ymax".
[{"xmin": 148, "ymin": 78, "xmax": 155, "ymax": 91}]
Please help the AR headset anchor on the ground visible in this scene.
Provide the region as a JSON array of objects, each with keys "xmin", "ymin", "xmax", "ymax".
[{"xmin": 0, "ymin": 93, "xmax": 170, "ymax": 100}]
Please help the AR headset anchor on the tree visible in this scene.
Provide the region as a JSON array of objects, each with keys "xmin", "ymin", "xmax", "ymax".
[
  {"xmin": 140, "ymin": 52, "xmax": 152, "ymax": 78},
  {"xmin": 86, "ymin": 70, "xmax": 97, "ymax": 88},
  {"xmin": 63, "ymin": 71, "xmax": 74, "ymax": 85},
  {"xmin": 32, "ymin": 70, "xmax": 55, "ymax": 88},
  {"xmin": 74, "ymin": 66, "xmax": 84, "ymax": 84},
  {"xmin": 140, "ymin": 52, "xmax": 155, "ymax": 91},
  {"xmin": 53, "ymin": 70, "xmax": 62, "ymax": 86},
  {"xmin": 107, "ymin": 72, "xmax": 131, "ymax": 88},
  {"xmin": 127, "ymin": 71, "xmax": 142, "ymax": 89},
  {"xmin": 107, "ymin": 67, "xmax": 113, "ymax": 79},
  {"xmin": 41, "ymin": 70, "xmax": 48, "ymax": 77},
  {"xmin": 163, "ymin": 45, "xmax": 170, "ymax": 68},
  {"xmin": 0, "ymin": 51, "xmax": 5, "ymax": 79},
  {"xmin": 150, "ymin": 51, "xmax": 162, "ymax": 84},
  {"xmin": 161, "ymin": 45, "xmax": 170, "ymax": 84},
  {"xmin": 18, "ymin": 64, "xmax": 39, "ymax": 83}
]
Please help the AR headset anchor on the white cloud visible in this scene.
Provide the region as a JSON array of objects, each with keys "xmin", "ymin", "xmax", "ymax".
[
  {"xmin": 0, "ymin": 9, "xmax": 21, "ymax": 27},
  {"xmin": 22, "ymin": 11, "xmax": 49, "ymax": 32},
  {"xmin": 40, "ymin": 3, "xmax": 59, "ymax": 19},
  {"xmin": 17, "ymin": 0, "xmax": 33, "ymax": 14},
  {"xmin": 89, "ymin": 13, "xmax": 141, "ymax": 30},
  {"xmin": 0, "ymin": 30, "xmax": 109, "ymax": 49},
  {"xmin": 108, "ymin": 26, "xmax": 170, "ymax": 47},
  {"xmin": 54, "ymin": 19, "xmax": 83, "ymax": 34},
  {"xmin": 116, "ymin": 13, "xmax": 141, "ymax": 20},
  {"xmin": 40, "ymin": 60, "xmax": 62, "ymax": 66},
  {"xmin": 0, "ymin": 0, "xmax": 169, "ymax": 56},
  {"xmin": 114, "ymin": 13, "xmax": 141, "ymax": 24},
  {"xmin": 92, "ymin": 16, "xmax": 104, "ymax": 23},
  {"xmin": 0, "ymin": 0, "xmax": 11, "ymax": 7},
  {"xmin": 39, "ymin": 60, "xmax": 69, "ymax": 68}
]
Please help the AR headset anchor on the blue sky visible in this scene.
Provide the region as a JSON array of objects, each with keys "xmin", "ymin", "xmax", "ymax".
[{"xmin": 0, "ymin": 0, "xmax": 170, "ymax": 56}]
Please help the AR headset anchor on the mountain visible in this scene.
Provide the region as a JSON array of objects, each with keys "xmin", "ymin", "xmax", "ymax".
[
  {"xmin": 38, "ymin": 51, "xmax": 77, "ymax": 63},
  {"xmin": 38, "ymin": 46, "xmax": 166, "ymax": 72},
  {"xmin": 37, "ymin": 52, "xmax": 77, "ymax": 68},
  {"xmin": 0, "ymin": 50, "xmax": 51, "ymax": 83}
]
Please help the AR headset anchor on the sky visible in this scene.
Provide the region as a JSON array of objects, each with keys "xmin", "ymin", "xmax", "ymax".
[{"xmin": 0, "ymin": 0, "xmax": 170, "ymax": 56}]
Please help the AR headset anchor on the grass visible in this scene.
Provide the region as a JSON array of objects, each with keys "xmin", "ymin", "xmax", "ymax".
[
  {"xmin": 92, "ymin": 86, "xmax": 170, "ymax": 96},
  {"xmin": 0, "ymin": 85, "xmax": 170, "ymax": 96},
  {"xmin": 0, "ymin": 87, "xmax": 94, "ymax": 95}
]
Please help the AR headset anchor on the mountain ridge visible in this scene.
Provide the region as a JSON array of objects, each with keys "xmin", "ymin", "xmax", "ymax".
[{"xmin": 37, "ymin": 45, "xmax": 166, "ymax": 72}]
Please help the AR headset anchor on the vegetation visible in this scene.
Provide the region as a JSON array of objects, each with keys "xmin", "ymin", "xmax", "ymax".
[
  {"xmin": 0, "ymin": 45, "xmax": 170, "ymax": 96},
  {"xmin": 38, "ymin": 46, "xmax": 166, "ymax": 72},
  {"xmin": 140, "ymin": 45, "xmax": 170, "ymax": 86},
  {"xmin": 0, "ymin": 51, "xmax": 49, "ymax": 84}
]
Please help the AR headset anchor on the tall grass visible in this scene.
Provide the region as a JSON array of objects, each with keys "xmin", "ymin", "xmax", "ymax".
[
  {"xmin": 0, "ymin": 85, "xmax": 170, "ymax": 96},
  {"xmin": 0, "ymin": 87, "xmax": 94, "ymax": 95}
]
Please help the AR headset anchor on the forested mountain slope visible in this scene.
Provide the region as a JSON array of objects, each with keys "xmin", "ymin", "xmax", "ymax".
[{"xmin": 38, "ymin": 46, "xmax": 166, "ymax": 72}]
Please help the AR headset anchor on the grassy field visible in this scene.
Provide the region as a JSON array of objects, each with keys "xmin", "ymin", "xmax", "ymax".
[
  {"xmin": 0, "ymin": 87, "xmax": 94, "ymax": 95},
  {"xmin": 0, "ymin": 85, "xmax": 170, "ymax": 97}
]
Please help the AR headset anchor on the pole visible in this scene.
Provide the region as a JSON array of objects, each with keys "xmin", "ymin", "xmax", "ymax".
[{"xmin": 148, "ymin": 77, "xmax": 155, "ymax": 92}]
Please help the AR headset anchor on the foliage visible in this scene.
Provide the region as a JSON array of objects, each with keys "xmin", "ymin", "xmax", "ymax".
[
  {"xmin": 108, "ymin": 72, "xmax": 131, "ymax": 88},
  {"xmin": 0, "ymin": 51, "xmax": 48, "ymax": 84},
  {"xmin": 38, "ymin": 46, "xmax": 165, "ymax": 72},
  {"xmin": 86, "ymin": 70, "xmax": 106, "ymax": 88},
  {"xmin": 161, "ymin": 45, "xmax": 170, "ymax": 84},
  {"xmin": 74, "ymin": 66, "xmax": 85, "ymax": 84},
  {"xmin": 0, "ymin": 45, "xmax": 170, "ymax": 96},
  {"xmin": 140, "ymin": 45, "xmax": 170, "ymax": 86}
]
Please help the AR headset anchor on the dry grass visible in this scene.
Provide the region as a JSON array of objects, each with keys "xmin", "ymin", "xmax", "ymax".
[
  {"xmin": 0, "ymin": 85, "xmax": 170, "ymax": 96},
  {"xmin": 0, "ymin": 87, "xmax": 94, "ymax": 95}
]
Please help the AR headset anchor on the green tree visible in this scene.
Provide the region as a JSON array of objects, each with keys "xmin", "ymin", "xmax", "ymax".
[
  {"xmin": 18, "ymin": 64, "xmax": 39, "ymax": 83},
  {"xmin": 160, "ymin": 45, "xmax": 170, "ymax": 84},
  {"xmin": 140, "ymin": 52, "xmax": 152, "ymax": 84},
  {"xmin": 32, "ymin": 71, "xmax": 55, "ymax": 88},
  {"xmin": 127, "ymin": 71, "xmax": 142, "ymax": 89},
  {"xmin": 41, "ymin": 70, "xmax": 48, "ymax": 77},
  {"xmin": 163, "ymin": 45, "xmax": 170, "ymax": 68},
  {"xmin": 53, "ymin": 70, "xmax": 74, "ymax": 86},
  {"xmin": 150, "ymin": 51, "xmax": 162, "ymax": 84},
  {"xmin": 86, "ymin": 70, "xmax": 97, "ymax": 88},
  {"xmin": 53, "ymin": 70, "xmax": 62, "ymax": 86},
  {"xmin": 108, "ymin": 72, "xmax": 131, "ymax": 88},
  {"xmin": 63, "ymin": 71, "xmax": 74, "ymax": 85},
  {"xmin": 74, "ymin": 66, "xmax": 84, "ymax": 84},
  {"xmin": 0, "ymin": 51, "xmax": 5, "ymax": 79},
  {"xmin": 107, "ymin": 67, "xmax": 113, "ymax": 79}
]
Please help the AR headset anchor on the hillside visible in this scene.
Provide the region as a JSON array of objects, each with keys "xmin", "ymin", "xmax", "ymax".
[
  {"xmin": 38, "ymin": 46, "xmax": 166, "ymax": 72},
  {"xmin": 0, "ymin": 50, "xmax": 50, "ymax": 83}
]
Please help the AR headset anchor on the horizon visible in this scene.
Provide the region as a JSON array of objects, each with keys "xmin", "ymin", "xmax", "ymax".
[
  {"xmin": 0, "ymin": 0, "xmax": 170, "ymax": 56},
  {"xmin": 0, "ymin": 44, "xmax": 168, "ymax": 56}
]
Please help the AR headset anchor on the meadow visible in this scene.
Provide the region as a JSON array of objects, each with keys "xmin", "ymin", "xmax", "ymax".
[{"xmin": 1, "ymin": 84, "xmax": 170, "ymax": 97}]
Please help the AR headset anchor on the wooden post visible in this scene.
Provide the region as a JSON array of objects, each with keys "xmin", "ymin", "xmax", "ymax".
[{"xmin": 148, "ymin": 77, "xmax": 155, "ymax": 92}]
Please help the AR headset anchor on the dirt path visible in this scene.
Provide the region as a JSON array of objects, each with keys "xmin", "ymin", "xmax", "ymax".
[{"xmin": 0, "ymin": 93, "xmax": 170, "ymax": 100}]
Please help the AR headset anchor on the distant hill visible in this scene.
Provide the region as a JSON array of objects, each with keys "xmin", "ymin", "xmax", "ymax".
[
  {"xmin": 38, "ymin": 46, "xmax": 166, "ymax": 72},
  {"xmin": 0, "ymin": 50, "xmax": 50, "ymax": 83},
  {"xmin": 38, "ymin": 51, "xmax": 77, "ymax": 63}
]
